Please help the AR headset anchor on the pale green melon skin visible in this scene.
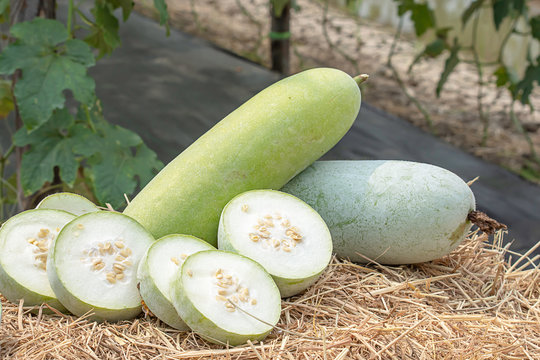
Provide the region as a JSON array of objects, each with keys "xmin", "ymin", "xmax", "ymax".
[
  {"xmin": 123, "ymin": 68, "xmax": 362, "ymax": 246},
  {"xmin": 36, "ymin": 192, "xmax": 99, "ymax": 216},
  {"xmin": 137, "ymin": 234, "xmax": 215, "ymax": 330},
  {"xmin": 0, "ymin": 209, "xmax": 75, "ymax": 313},
  {"xmin": 47, "ymin": 212, "xmax": 154, "ymax": 322},
  {"xmin": 281, "ymin": 160, "xmax": 476, "ymax": 264},
  {"xmin": 170, "ymin": 251, "xmax": 281, "ymax": 346}
]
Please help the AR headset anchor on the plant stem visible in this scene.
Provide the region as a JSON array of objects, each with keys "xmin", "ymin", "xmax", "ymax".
[
  {"xmin": 470, "ymin": 10, "xmax": 489, "ymax": 146},
  {"xmin": 67, "ymin": 0, "xmax": 74, "ymax": 37},
  {"xmin": 387, "ymin": 16, "xmax": 434, "ymax": 132},
  {"xmin": 510, "ymin": 100, "xmax": 540, "ymax": 164}
]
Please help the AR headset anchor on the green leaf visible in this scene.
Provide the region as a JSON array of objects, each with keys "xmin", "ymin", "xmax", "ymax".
[
  {"xmin": 530, "ymin": 16, "xmax": 540, "ymax": 40},
  {"xmin": 13, "ymin": 108, "xmax": 83, "ymax": 194},
  {"xmin": 0, "ymin": 0, "xmax": 10, "ymax": 24},
  {"xmin": 271, "ymin": 0, "xmax": 290, "ymax": 17},
  {"xmin": 153, "ymin": 0, "xmax": 170, "ymax": 35},
  {"xmin": 85, "ymin": 2, "xmax": 121, "ymax": 58},
  {"xmin": 394, "ymin": 0, "xmax": 435, "ymax": 36},
  {"xmin": 492, "ymin": 0, "xmax": 511, "ymax": 30},
  {"xmin": 461, "ymin": 0, "xmax": 484, "ymax": 27},
  {"xmin": 514, "ymin": 63, "xmax": 540, "ymax": 105},
  {"xmin": 436, "ymin": 40, "xmax": 460, "ymax": 97},
  {"xmin": 0, "ymin": 19, "xmax": 96, "ymax": 131},
  {"xmin": 73, "ymin": 121, "xmax": 163, "ymax": 208},
  {"xmin": 0, "ymin": 79, "xmax": 14, "ymax": 119},
  {"xmin": 108, "ymin": 0, "xmax": 134, "ymax": 21},
  {"xmin": 424, "ymin": 38, "xmax": 445, "ymax": 57}
]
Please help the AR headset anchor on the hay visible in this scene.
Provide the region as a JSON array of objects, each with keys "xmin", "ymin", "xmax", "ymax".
[{"xmin": 1, "ymin": 230, "xmax": 539, "ymax": 359}]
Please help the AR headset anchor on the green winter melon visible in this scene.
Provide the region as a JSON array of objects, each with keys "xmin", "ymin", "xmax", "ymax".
[
  {"xmin": 281, "ymin": 160, "xmax": 476, "ymax": 264},
  {"xmin": 124, "ymin": 68, "xmax": 364, "ymax": 246}
]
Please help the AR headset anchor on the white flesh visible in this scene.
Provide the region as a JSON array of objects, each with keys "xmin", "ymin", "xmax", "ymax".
[
  {"xmin": 47, "ymin": 211, "xmax": 154, "ymax": 321},
  {"xmin": 218, "ymin": 190, "xmax": 332, "ymax": 297},
  {"xmin": 0, "ymin": 209, "xmax": 75, "ymax": 310},
  {"xmin": 36, "ymin": 192, "xmax": 99, "ymax": 216},
  {"xmin": 171, "ymin": 250, "xmax": 281, "ymax": 345},
  {"xmin": 138, "ymin": 234, "xmax": 215, "ymax": 329}
]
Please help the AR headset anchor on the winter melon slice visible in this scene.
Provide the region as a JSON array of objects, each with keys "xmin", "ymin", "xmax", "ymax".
[{"xmin": 36, "ymin": 192, "xmax": 100, "ymax": 216}]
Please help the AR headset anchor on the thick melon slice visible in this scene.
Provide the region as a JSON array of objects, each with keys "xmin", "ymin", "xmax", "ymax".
[
  {"xmin": 124, "ymin": 68, "xmax": 363, "ymax": 246},
  {"xmin": 170, "ymin": 250, "xmax": 281, "ymax": 346},
  {"xmin": 47, "ymin": 211, "xmax": 154, "ymax": 321},
  {"xmin": 36, "ymin": 192, "xmax": 100, "ymax": 216},
  {"xmin": 0, "ymin": 209, "xmax": 75, "ymax": 312},
  {"xmin": 218, "ymin": 190, "xmax": 333, "ymax": 298},
  {"xmin": 137, "ymin": 234, "xmax": 215, "ymax": 330},
  {"xmin": 282, "ymin": 160, "xmax": 476, "ymax": 264}
]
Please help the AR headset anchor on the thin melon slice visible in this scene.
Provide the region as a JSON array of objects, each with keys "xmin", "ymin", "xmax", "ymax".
[
  {"xmin": 170, "ymin": 250, "xmax": 281, "ymax": 346},
  {"xmin": 218, "ymin": 190, "xmax": 333, "ymax": 297},
  {"xmin": 36, "ymin": 192, "xmax": 100, "ymax": 216},
  {"xmin": 47, "ymin": 211, "xmax": 154, "ymax": 321},
  {"xmin": 0, "ymin": 209, "xmax": 75, "ymax": 312},
  {"xmin": 137, "ymin": 234, "xmax": 215, "ymax": 330}
]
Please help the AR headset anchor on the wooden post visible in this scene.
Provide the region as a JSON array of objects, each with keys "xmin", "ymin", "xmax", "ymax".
[{"xmin": 270, "ymin": 2, "xmax": 290, "ymax": 75}]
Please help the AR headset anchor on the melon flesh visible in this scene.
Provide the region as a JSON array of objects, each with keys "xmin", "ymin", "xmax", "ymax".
[
  {"xmin": 124, "ymin": 68, "xmax": 362, "ymax": 246},
  {"xmin": 36, "ymin": 192, "xmax": 99, "ymax": 216},
  {"xmin": 0, "ymin": 209, "xmax": 75, "ymax": 312},
  {"xmin": 218, "ymin": 190, "xmax": 332, "ymax": 297},
  {"xmin": 47, "ymin": 211, "xmax": 154, "ymax": 321},
  {"xmin": 137, "ymin": 234, "xmax": 215, "ymax": 330},
  {"xmin": 282, "ymin": 160, "xmax": 476, "ymax": 264},
  {"xmin": 170, "ymin": 250, "xmax": 281, "ymax": 346}
]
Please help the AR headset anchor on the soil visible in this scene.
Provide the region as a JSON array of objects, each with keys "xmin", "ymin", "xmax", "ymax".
[{"xmin": 135, "ymin": 0, "xmax": 540, "ymax": 183}]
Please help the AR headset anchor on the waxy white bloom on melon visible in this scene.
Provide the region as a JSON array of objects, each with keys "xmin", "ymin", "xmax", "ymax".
[
  {"xmin": 282, "ymin": 160, "xmax": 476, "ymax": 264},
  {"xmin": 36, "ymin": 192, "xmax": 100, "ymax": 216},
  {"xmin": 218, "ymin": 190, "xmax": 333, "ymax": 297},
  {"xmin": 0, "ymin": 209, "xmax": 75, "ymax": 311},
  {"xmin": 170, "ymin": 250, "xmax": 281, "ymax": 346},
  {"xmin": 137, "ymin": 234, "xmax": 215, "ymax": 330},
  {"xmin": 46, "ymin": 211, "xmax": 154, "ymax": 321}
]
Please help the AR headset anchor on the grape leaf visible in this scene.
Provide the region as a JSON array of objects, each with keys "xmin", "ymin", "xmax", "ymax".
[
  {"xmin": 107, "ymin": 0, "xmax": 134, "ymax": 21},
  {"xmin": 85, "ymin": 2, "xmax": 121, "ymax": 58},
  {"xmin": 461, "ymin": 0, "xmax": 484, "ymax": 27},
  {"xmin": 73, "ymin": 121, "xmax": 163, "ymax": 208},
  {"xmin": 153, "ymin": 0, "xmax": 170, "ymax": 35},
  {"xmin": 436, "ymin": 40, "xmax": 460, "ymax": 97},
  {"xmin": 514, "ymin": 63, "xmax": 540, "ymax": 106},
  {"xmin": 13, "ymin": 108, "xmax": 84, "ymax": 194},
  {"xmin": 0, "ymin": 18, "xmax": 96, "ymax": 131},
  {"xmin": 395, "ymin": 0, "xmax": 435, "ymax": 36}
]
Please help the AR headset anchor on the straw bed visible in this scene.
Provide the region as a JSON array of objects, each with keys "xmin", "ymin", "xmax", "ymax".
[{"xmin": 1, "ymin": 230, "xmax": 538, "ymax": 359}]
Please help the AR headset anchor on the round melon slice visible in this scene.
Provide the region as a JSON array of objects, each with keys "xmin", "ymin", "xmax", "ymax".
[
  {"xmin": 36, "ymin": 192, "xmax": 100, "ymax": 216},
  {"xmin": 47, "ymin": 211, "xmax": 154, "ymax": 321},
  {"xmin": 170, "ymin": 250, "xmax": 281, "ymax": 346},
  {"xmin": 0, "ymin": 209, "xmax": 75, "ymax": 312},
  {"xmin": 137, "ymin": 234, "xmax": 215, "ymax": 330},
  {"xmin": 218, "ymin": 190, "xmax": 332, "ymax": 298}
]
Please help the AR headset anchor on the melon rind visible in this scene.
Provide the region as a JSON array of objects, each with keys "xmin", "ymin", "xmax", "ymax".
[
  {"xmin": 282, "ymin": 160, "xmax": 476, "ymax": 264},
  {"xmin": 36, "ymin": 192, "xmax": 100, "ymax": 216},
  {"xmin": 170, "ymin": 250, "xmax": 281, "ymax": 346},
  {"xmin": 47, "ymin": 211, "xmax": 155, "ymax": 322},
  {"xmin": 0, "ymin": 209, "xmax": 75, "ymax": 312},
  {"xmin": 137, "ymin": 234, "xmax": 215, "ymax": 330},
  {"xmin": 218, "ymin": 190, "xmax": 333, "ymax": 298}
]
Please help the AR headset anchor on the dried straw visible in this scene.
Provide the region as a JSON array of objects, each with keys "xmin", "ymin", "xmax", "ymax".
[{"xmin": 1, "ymin": 230, "xmax": 539, "ymax": 359}]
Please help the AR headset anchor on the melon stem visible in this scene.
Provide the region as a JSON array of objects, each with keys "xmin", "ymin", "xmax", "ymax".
[{"xmin": 354, "ymin": 74, "xmax": 369, "ymax": 86}]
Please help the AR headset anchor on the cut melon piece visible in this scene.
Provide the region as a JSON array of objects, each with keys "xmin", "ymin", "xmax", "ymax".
[
  {"xmin": 47, "ymin": 211, "xmax": 154, "ymax": 321},
  {"xmin": 218, "ymin": 190, "xmax": 332, "ymax": 298},
  {"xmin": 36, "ymin": 192, "xmax": 100, "ymax": 216},
  {"xmin": 0, "ymin": 209, "xmax": 75, "ymax": 312},
  {"xmin": 137, "ymin": 234, "xmax": 215, "ymax": 330},
  {"xmin": 170, "ymin": 250, "xmax": 281, "ymax": 346}
]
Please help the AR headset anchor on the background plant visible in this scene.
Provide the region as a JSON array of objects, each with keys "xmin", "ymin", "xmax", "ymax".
[{"xmin": 0, "ymin": 0, "xmax": 170, "ymax": 222}]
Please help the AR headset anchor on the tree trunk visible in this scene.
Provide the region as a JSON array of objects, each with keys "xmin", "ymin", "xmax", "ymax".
[{"xmin": 270, "ymin": 2, "xmax": 290, "ymax": 75}]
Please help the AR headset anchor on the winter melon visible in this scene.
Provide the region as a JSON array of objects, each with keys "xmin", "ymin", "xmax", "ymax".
[{"xmin": 124, "ymin": 68, "xmax": 364, "ymax": 245}]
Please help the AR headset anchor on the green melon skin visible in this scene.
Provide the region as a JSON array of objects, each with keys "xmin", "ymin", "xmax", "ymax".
[
  {"xmin": 36, "ymin": 192, "xmax": 100, "ymax": 216},
  {"xmin": 137, "ymin": 234, "xmax": 215, "ymax": 330},
  {"xmin": 123, "ymin": 68, "xmax": 362, "ymax": 246},
  {"xmin": 0, "ymin": 209, "xmax": 75, "ymax": 313},
  {"xmin": 281, "ymin": 160, "xmax": 476, "ymax": 264}
]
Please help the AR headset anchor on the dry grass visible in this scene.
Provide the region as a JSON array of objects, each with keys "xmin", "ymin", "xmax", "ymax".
[{"xmin": 1, "ymin": 230, "xmax": 539, "ymax": 359}]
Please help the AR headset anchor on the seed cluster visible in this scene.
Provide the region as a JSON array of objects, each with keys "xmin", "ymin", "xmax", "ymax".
[
  {"xmin": 170, "ymin": 253, "xmax": 188, "ymax": 266},
  {"xmin": 213, "ymin": 268, "xmax": 257, "ymax": 312},
  {"xmin": 27, "ymin": 227, "xmax": 59, "ymax": 271},
  {"xmin": 247, "ymin": 211, "xmax": 303, "ymax": 253},
  {"xmin": 82, "ymin": 238, "xmax": 133, "ymax": 285}
]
